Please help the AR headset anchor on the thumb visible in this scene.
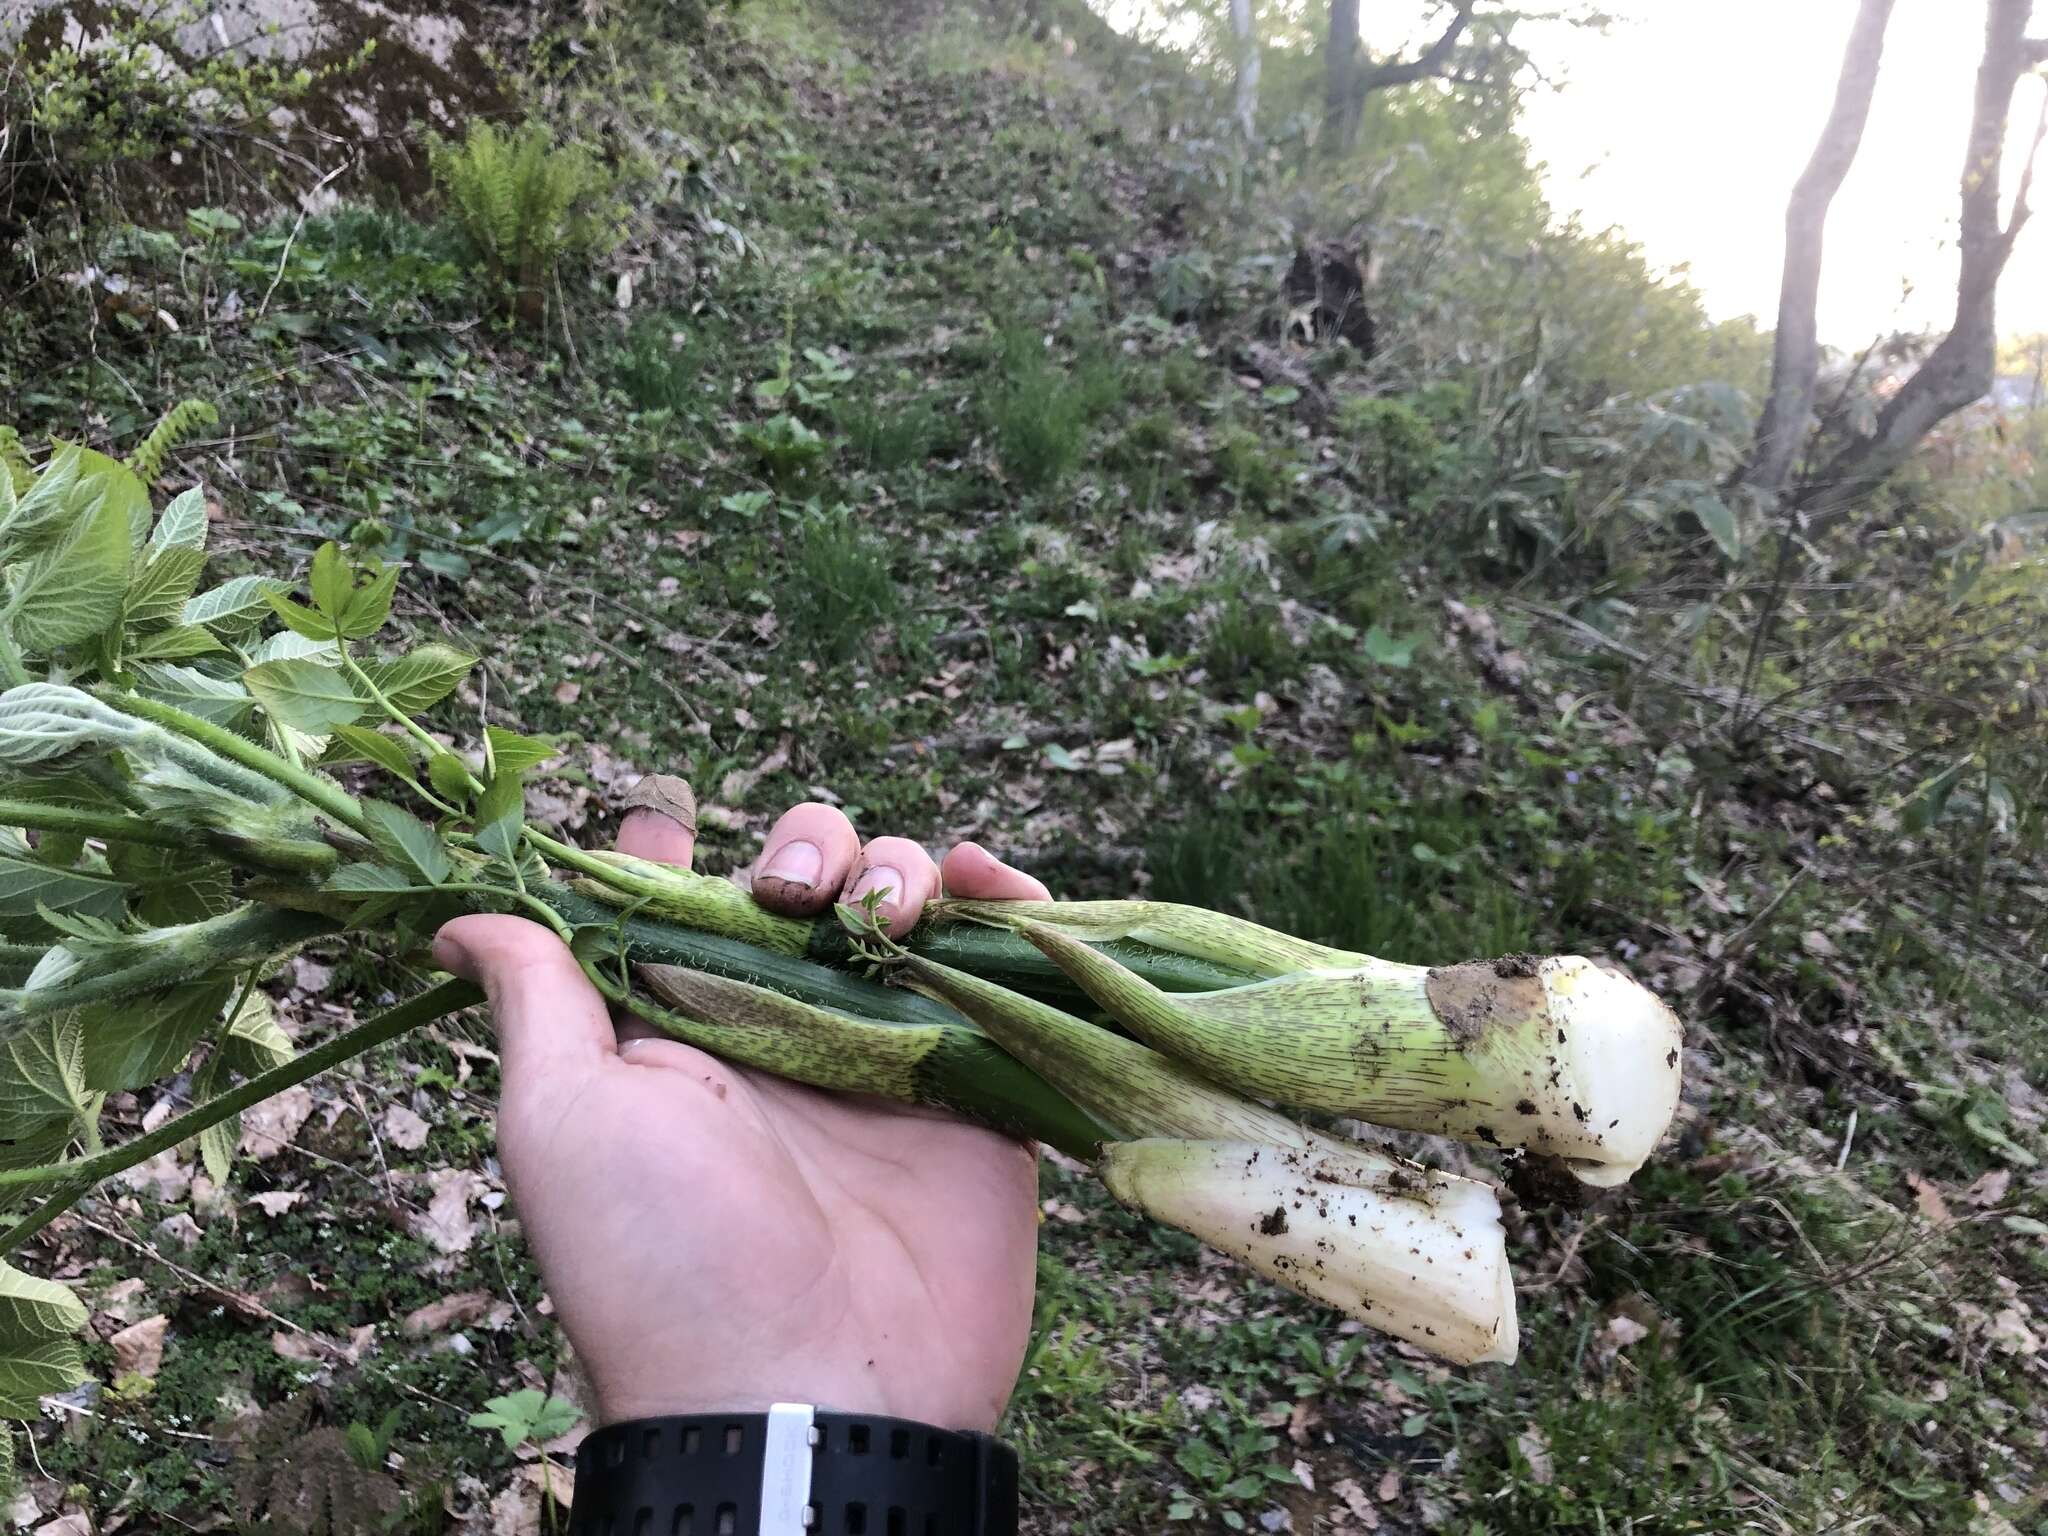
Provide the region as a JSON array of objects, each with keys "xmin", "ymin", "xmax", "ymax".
[{"xmin": 433, "ymin": 914, "xmax": 617, "ymax": 1085}]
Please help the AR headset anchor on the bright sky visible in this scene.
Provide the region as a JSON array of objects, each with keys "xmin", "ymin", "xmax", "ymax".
[
  {"xmin": 1095, "ymin": 1, "xmax": 2048, "ymax": 351},
  {"xmin": 1518, "ymin": 2, "xmax": 2048, "ymax": 350}
]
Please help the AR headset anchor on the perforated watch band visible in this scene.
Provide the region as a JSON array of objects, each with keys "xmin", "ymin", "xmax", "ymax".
[{"xmin": 566, "ymin": 1404, "xmax": 1019, "ymax": 1536}]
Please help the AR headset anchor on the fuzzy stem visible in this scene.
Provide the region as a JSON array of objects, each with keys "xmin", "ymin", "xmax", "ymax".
[{"xmin": 92, "ymin": 688, "xmax": 371, "ymax": 837}]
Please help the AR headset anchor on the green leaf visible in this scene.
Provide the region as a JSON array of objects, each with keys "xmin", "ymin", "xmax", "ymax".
[
  {"xmin": 339, "ymin": 562, "xmax": 400, "ymax": 639},
  {"xmin": 123, "ymin": 546, "xmax": 207, "ymax": 630},
  {"xmin": 242, "ymin": 657, "xmax": 365, "ymax": 734},
  {"xmin": 1901, "ymin": 755, "xmax": 1973, "ymax": 835},
  {"xmin": 427, "ymin": 752, "xmax": 475, "ymax": 804},
  {"xmin": 246, "ymin": 630, "xmax": 337, "ymax": 666},
  {"xmin": 485, "ymin": 726, "xmax": 557, "ymax": 775},
  {"xmin": 1362, "ymin": 625, "xmax": 1416, "ymax": 668},
  {"xmin": 0, "ymin": 443, "xmax": 81, "ymax": 557},
  {"xmin": 80, "ymin": 979, "xmax": 233, "ymax": 1093},
  {"xmin": 325, "ymin": 862, "xmax": 432, "ymax": 894},
  {"xmin": 198, "ymin": 1113, "xmax": 236, "ymax": 1185},
  {"xmin": 467, "ymin": 1390, "xmax": 581, "ymax": 1451},
  {"xmin": 360, "ymin": 644, "xmax": 475, "ymax": 713},
  {"xmin": 0, "ymin": 1262, "xmax": 87, "ymax": 1342},
  {"xmin": 363, "ymin": 801, "xmax": 452, "ymax": 886},
  {"xmin": 127, "ymin": 623, "xmax": 226, "ymax": 661},
  {"xmin": 474, "ymin": 768, "xmax": 525, "ymax": 861},
  {"xmin": 184, "ymin": 575, "xmax": 291, "ymax": 635},
  {"xmin": 147, "ymin": 487, "xmax": 209, "ymax": 556},
  {"xmin": 263, "ymin": 591, "xmax": 342, "ymax": 642},
  {"xmin": 7, "ymin": 482, "xmax": 132, "ymax": 652},
  {"xmin": 324, "ymin": 725, "xmax": 420, "ymax": 781},
  {"xmin": 0, "ymin": 1332, "xmax": 88, "ymax": 1418},
  {"xmin": 1692, "ymin": 491, "xmax": 1742, "ymax": 563},
  {"xmin": 219, "ymin": 990, "xmax": 293, "ymax": 1077},
  {"xmin": 0, "ymin": 839, "xmax": 131, "ymax": 923},
  {"xmin": 0, "ymin": 1016, "xmax": 98, "ymax": 1142},
  {"xmin": 309, "ymin": 542, "xmax": 350, "ymax": 619},
  {"xmin": 129, "ymin": 663, "xmax": 255, "ymax": 727}
]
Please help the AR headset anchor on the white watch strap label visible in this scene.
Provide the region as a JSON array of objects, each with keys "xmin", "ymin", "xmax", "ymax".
[{"xmin": 760, "ymin": 1402, "xmax": 818, "ymax": 1535}]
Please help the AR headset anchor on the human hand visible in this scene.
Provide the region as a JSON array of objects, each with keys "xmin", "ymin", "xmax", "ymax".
[{"xmin": 432, "ymin": 788, "xmax": 1051, "ymax": 1432}]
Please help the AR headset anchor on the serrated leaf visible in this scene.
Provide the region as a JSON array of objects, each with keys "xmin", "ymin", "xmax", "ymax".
[
  {"xmin": 0, "ymin": 1261, "xmax": 86, "ymax": 1343},
  {"xmin": 324, "ymin": 725, "xmax": 419, "ymax": 781},
  {"xmin": 339, "ymin": 562, "xmax": 400, "ymax": 638},
  {"xmin": 246, "ymin": 630, "xmax": 337, "ymax": 666},
  {"xmin": 474, "ymin": 768, "xmax": 525, "ymax": 861},
  {"xmin": 183, "ymin": 575, "xmax": 291, "ymax": 635},
  {"xmin": 325, "ymin": 861, "xmax": 431, "ymax": 894},
  {"xmin": 7, "ymin": 482, "xmax": 132, "ymax": 652},
  {"xmin": 485, "ymin": 726, "xmax": 557, "ymax": 775},
  {"xmin": 0, "ymin": 443, "xmax": 81, "ymax": 557},
  {"xmin": 129, "ymin": 663, "xmax": 255, "ymax": 726},
  {"xmin": 0, "ymin": 1332, "xmax": 88, "ymax": 1418},
  {"xmin": 80, "ymin": 979, "xmax": 233, "ymax": 1093},
  {"xmin": 362, "ymin": 801, "xmax": 451, "ymax": 886},
  {"xmin": 147, "ymin": 486, "xmax": 209, "ymax": 555},
  {"xmin": 242, "ymin": 657, "xmax": 364, "ymax": 734},
  {"xmin": 127, "ymin": 622, "xmax": 225, "ymax": 661},
  {"xmin": 359, "ymin": 644, "xmax": 474, "ymax": 714},
  {"xmin": 220, "ymin": 989, "xmax": 292, "ymax": 1076},
  {"xmin": 123, "ymin": 546, "xmax": 207, "ymax": 629},
  {"xmin": 309, "ymin": 542, "xmax": 350, "ymax": 619},
  {"xmin": 427, "ymin": 752, "xmax": 474, "ymax": 804},
  {"xmin": 0, "ymin": 841, "xmax": 131, "ymax": 923},
  {"xmin": 198, "ymin": 1114, "xmax": 236, "ymax": 1184},
  {"xmin": 263, "ymin": 590, "xmax": 342, "ymax": 642},
  {"xmin": 0, "ymin": 1016, "xmax": 97, "ymax": 1142}
]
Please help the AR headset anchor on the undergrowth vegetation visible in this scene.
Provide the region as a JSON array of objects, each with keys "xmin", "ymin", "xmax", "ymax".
[{"xmin": 0, "ymin": 0, "xmax": 2044, "ymax": 1531}]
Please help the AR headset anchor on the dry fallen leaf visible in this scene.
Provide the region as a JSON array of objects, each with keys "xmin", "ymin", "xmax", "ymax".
[
  {"xmin": 1906, "ymin": 1172, "xmax": 1954, "ymax": 1228},
  {"xmin": 119, "ymin": 1149, "xmax": 192, "ymax": 1203},
  {"xmin": 1330, "ymin": 1477, "xmax": 1379, "ymax": 1529},
  {"xmin": 270, "ymin": 1324, "xmax": 376, "ymax": 1366},
  {"xmin": 33, "ymin": 1514, "xmax": 90, "ymax": 1536},
  {"xmin": 109, "ymin": 1315, "xmax": 168, "ymax": 1379},
  {"xmin": 401, "ymin": 1291, "xmax": 496, "ymax": 1338},
  {"xmin": 248, "ymin": 1191, "xmax": 306, "ymax": 1218},
  {"xmin": 239, "ymin": 1084, "xmax": 315, "ymax": 1161},
  {"xmin": 1516, "ymin": 1426, "xmax": 1555, "ymax": 1485},
  {"xmin": 382, "ymin": 1104, "xmax": 431, "ymax": 1152},
  {"xmin": 417, "ymin": 1168, "xmax": 488, "ymax": 1256},
  {"xmin": 1963, "ymin": 1168, "xmax": 2012, "ymax": 1207},
  {"xmin": 553, "ymin": 680, "xmax": 582, "ymax": 705}
]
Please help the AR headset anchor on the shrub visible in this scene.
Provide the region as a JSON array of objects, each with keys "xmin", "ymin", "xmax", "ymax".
[{"xmin": 428, "ymin": 120, "xmax": 619, "ymax": 321}]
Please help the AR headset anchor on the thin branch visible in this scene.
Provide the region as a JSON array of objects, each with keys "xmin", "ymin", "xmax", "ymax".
[
  {"xmin": 1356, "ymin": 1, "xmax": 1476, "ymax": 95},
  {"xmin": 1999, "ymin": 81, "xmax": 2048, "ymax": 254}
]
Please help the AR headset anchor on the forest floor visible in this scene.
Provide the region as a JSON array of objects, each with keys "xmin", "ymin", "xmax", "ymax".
[{"xmin": 4, "ymin": 1, "xmax": 2046, "ymax": 1532}]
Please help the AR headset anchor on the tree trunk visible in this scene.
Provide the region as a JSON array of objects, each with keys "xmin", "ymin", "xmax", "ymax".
[
  {"xmin": 1800, "ymin": 0, "xmax": 2046, "ymax": 523},
  {"xmin": 1231, "ymin": 0, "xmax": 1260, "ymax": 139},
  {"xmin": 1324, "ymin": 0, "xmax": 1361, "ymax": 151},
  {"xmin": 1737, "ymin": 0, "xmax": 1897, "ymax": 501}
]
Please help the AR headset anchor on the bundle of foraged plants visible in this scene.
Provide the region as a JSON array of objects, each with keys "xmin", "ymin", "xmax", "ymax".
[{"xmin": 0, "ymin": 419, "xmax": 1684, "ymax": 1422}]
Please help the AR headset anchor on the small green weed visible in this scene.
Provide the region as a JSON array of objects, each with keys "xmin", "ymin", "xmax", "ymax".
[
  {"xmin": 784, "ymin": 504, "xmax": 900, "ymax": 662},
  {"xmin": 609, "ymin": 315, "xmax": 701, "ymax": 412},
  {"xmin": 981, "ymin": 326, "xmax": 1123, "ymax": 493}
]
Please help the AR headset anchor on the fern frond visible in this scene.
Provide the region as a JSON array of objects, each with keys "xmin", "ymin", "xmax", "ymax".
[{"xmin": 126, "ymin": 399, "xmax": 219, "ymax": 484}]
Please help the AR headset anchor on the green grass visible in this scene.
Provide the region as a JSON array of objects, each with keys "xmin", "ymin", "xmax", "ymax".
[
  {"xmin": 981, "ymin": 325, "xmax": 1124, "ymax": 493},
  {"xmin": 783, "ymin": 502, "xmax": 902, "ymax": 662}
]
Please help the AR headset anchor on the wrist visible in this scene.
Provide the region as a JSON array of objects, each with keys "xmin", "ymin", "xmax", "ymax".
[{"xmin": 570, "ymin": 1404, "xmax": 1018, "ymax": 1536}]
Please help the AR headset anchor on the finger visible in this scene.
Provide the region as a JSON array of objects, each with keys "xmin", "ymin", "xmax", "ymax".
[
  {"xmin": 617, "ymin": 774, "xmax": 697, "ymax": 866},
  {"xmin": 433, "ymin": 914, "xmax": 616, "ymax": 1083},
  {"xmin": 940, "ymin": 841, "xmax": 1053, "ymax": 902},
  {"xmin": 845, "ymin": 835, "xmax": 941, "ymax": 938},
  {"xmin": 751, "ymin": 802, "xmax": 861, "ymax": 916}
]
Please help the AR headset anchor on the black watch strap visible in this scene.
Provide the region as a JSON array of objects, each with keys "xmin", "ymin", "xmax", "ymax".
[{"xmin": 566, "ymin": 1404, "xmax": 1019, "ymax": 1535}]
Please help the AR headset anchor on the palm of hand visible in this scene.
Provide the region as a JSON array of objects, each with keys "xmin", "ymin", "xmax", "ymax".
[
  {"xmin": 506, "ymin": 1045, "xmax": 1038, "ymax": 1432},
  {"xmin": 438, "ymin": 792, "xmax": 1052, "ymax": 1433}
]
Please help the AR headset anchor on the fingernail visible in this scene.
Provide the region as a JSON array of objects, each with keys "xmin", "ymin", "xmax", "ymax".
[
  {"xmin": 759, "ymin": 839, "xmax": 824, "ymax": 890},
  {"xmin": 431, "ymin": 929, "xmax": 474, "ymax": 980},
  {"xmin": 848, "ymin": 865, "xmax": 906, "ymax": 913}
]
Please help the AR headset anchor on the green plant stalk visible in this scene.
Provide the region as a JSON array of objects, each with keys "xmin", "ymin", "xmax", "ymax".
[
  {"xmin": 895, "ymin": 950, "xmax": 1313, "ymax": 1146},
  {"xmin": 92, "ymin": 688, "xmax": 371, "ymax": 837},
  {"xmin": 630, "ymin": 966, "xmax": 1108, "ymax": 1158},
  {"xmin": 563, "ymin": 855, "xmax": 1259, "ymax": 994},
  {"xmin": 0, "ymin": 906, "xmax": 336, "ymax": 1031},
  {"xmin": 0, "ymin": 796, "xmax": 337, "ymax": 875},
  {"xmin": 0, "ymin": 979, "xmax": 482, "ymax": 1239},
  {"xmin": 993, "ymin": 916, "xmax": 1686, "ymax": 1186}
]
